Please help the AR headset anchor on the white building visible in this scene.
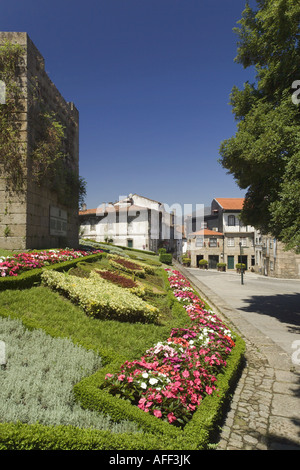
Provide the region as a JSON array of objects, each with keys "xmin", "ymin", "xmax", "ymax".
[{"xmin": 79, "ymin": 193, "xmax": 178, "ymax": 253}]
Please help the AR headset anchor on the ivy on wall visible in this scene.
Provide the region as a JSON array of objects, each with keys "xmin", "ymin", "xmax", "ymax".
[
  {"xmin": 0, "ymin": 40, "xmax": 86, "ymax": 208},
  {"xmin": 0, "ymin": 41, "xmax": 26, "ymax": 191}
]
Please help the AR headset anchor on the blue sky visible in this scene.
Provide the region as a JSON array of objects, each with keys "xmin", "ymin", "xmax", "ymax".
[{"xmin": 2, "ymin": 0, "xmax": 256, "ymax": 211}]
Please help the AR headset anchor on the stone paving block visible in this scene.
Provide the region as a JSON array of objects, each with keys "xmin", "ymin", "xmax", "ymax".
[
  {"xmin": 268, "ymin": 416, "xmax": 300, "ymax": 449},
  {"xmin": 271, "ymin": 393, "xmax": 300, "ymax": 418}
]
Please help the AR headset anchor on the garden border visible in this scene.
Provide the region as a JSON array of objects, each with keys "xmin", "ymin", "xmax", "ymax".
[
  {"xmin": 0, "ymin": 260, "xmax": 245, "ymax": 450},
  {"xmin": 0, "ymin": 252, "xmax": 104, "ymax": 291}
]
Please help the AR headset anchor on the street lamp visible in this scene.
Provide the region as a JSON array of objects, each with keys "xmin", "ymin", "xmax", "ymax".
[{"xmin": 239, "ymin": 242, "xmax": 244, "ymax": 285}]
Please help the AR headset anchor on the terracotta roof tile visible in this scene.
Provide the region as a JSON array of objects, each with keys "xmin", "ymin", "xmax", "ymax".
[
  {"xmin": 190, "ymin": 229, "xmax": 223, "ymax": 237},
  {"xmin": 79, "ymin": 205, "xmax": 151, "ymax": 216},
  {"xmin": 214, "ymin": 198, "xmax": 245, "ymax": 210}
]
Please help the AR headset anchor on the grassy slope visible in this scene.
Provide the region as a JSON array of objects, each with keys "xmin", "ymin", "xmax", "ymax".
[{"xmin": 0, "ymin": 255, "xmax": 190, "ymax": 361}]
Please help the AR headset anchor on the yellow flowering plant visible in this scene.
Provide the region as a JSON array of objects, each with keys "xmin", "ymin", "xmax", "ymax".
[{"xmin": 41, "ymin": 270, "xmax": 159, "ymax": 324}]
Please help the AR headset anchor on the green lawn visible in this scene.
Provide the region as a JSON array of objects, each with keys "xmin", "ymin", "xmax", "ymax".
[{"xmin": 0, "ymin": 254, "xmax": 190, "ymax": 362}]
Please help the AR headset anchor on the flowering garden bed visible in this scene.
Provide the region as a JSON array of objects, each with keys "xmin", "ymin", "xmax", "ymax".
[
  {"xmin": 0, "ymin": 249, "xmax": 102, "ymax": 277},
  {"xmin": 107, "ymin": 254, "xmax": 156, "ymax": 277},
  {"xmin": 0, "ymin": 249, "xmax": 104, "ymax": 291},
  {"xmin": 0, "ymin": 253, "xmax": 245, "ymax": 450},
  {"xmin": 95, "ymin": 269, "xmax": 138, "ymax": 289},
  {"xmin": 41, "ymin": 270, "xmax": 159, "ymax": 323},
  {"xmin": 102, "ymin": 269, "xmax": 237, "ymax": 427},
  {"xmin": 73, "ymin": 268, "xmax": 245, "ymax": 449}
]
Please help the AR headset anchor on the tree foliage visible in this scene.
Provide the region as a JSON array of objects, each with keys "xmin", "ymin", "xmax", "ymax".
[{"xmin": 219, "ymin": 0, "xmax": 300, "ymax": 252}]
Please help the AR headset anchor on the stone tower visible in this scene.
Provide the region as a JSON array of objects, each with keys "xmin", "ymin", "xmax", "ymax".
[{"xmin": 0, "ymin": 32, "xmax": 79, "ymax": 250}]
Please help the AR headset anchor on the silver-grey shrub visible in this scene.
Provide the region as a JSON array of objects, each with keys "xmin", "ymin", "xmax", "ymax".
[{"xmin": 0, "ymin": 316, "xmax": 139, "ymax": 433}]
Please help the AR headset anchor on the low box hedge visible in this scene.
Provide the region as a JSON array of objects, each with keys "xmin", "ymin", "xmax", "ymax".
[
  {"xmin": 0, "ymin": 331, "xmax": 244, "ymax": 450},
  {"xmin": 72, "ymin": 330, "xmax": 245, "ymax": 450},
  {"xmin": 159, "ymin": 253, "xmax": 172, "ymax": 265},
  {"xmin": 0, "ymin": 261, "xmax": 245, "ymax": 450},
  {"xmin": 0, "ymin": 253, "xmax": 104, "ymax": 291}
]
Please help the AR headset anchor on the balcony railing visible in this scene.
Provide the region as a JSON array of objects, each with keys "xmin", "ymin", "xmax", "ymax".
[{"xmin": 224, "ymin": 226, "xmax": 254, "ymax": 233}]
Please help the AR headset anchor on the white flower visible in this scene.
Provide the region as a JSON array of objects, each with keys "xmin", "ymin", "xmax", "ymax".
[
  {"xmin": 149, "ymin": 378, "xmax": 158, "ymax": 385},
  {"xmin": 140, "ymin": 382, "xmax": 147, "ymax": 389},
  {"xmin": 142, "ymin": 372, "xmax": 149, "ymax": 379}
]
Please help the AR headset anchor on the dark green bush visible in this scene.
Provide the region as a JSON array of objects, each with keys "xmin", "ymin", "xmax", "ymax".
[{"xmin": 159, "ymin": 253, "xmax": 172, "ymax": 265}]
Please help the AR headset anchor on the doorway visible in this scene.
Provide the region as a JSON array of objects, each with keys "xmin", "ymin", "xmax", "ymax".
[
  {"xmin": 196, "ymin": 255, "xmax": 203, "ymax": 267},
  {"xmin": 227, "ymin": 255, "xmax": 234, "ymax": 270},
  {"xmin": 208, "ymin": 255, "xmax": 219, "ymax": 269},
  {"xmin": 238, "ymin": 255, "xmax": 248, "ymax": 270}
]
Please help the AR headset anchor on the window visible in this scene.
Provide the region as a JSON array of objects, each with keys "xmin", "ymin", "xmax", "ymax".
[
  {"xmin": 89, "ymin": 218, "xmax": 97, "ymax": 231},
  {"xmin": 227, "ymin": 237, "xmax": 235, "ymax": 247},
  {"xmin": 127, "ymin": 239, "xmax": 133, "ymax": 248},
  {"xmin": 209, "ymin": 238, "xmax": 217, "ymax": 247},
  {"xmin": 196, "ymin": 237, "xmax": 204, "ymax": 247},
  {"xmin": 228, "ymin": 215, "xmax": 235, "ymax": 226},
  {"xmin": 240, "ymin": 238, "xmax": 247, "ymax": 247}
]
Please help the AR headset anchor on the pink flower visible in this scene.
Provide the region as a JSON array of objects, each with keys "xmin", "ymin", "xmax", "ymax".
[
  {"xmin": 167, "ymin": 412, "xmax": 177, "ymax": 423},
  {"xmin": 153, "ymin": 410, "xmax": 162, "ymax": 418}
]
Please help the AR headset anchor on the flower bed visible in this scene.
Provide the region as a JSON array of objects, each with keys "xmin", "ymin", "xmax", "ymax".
[
  {"xmin": 107, "ymin": 254, "xmax": 156, "ymax": 277},
  {"xmin": 103, "ymin": 269, "xmax": 236, "ymax": 427},
  {"xmin": 41, "ymin": 270, "xmax": 159, "ymax": 323},
  {"xmin": 94, "ymin": 269, "xmax": 146, "ymax": 298},
  {"xmin": 0, "ymin": 249, "xmax": 103, "ymax": 277},
  {"xmin": 95, "ymin": 270, "xmax": 137, "ymax": 288}
]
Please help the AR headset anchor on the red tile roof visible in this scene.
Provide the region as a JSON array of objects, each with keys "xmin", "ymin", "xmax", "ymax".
[
  {"xmin": 79, "ymin": 205, "xmax": 150, "ymax": 216},
  {"xmin": 190, "ymin": 229, "xmax": 223, "ymax": 237},
  {"xmin": 214, "ymin": 198, "xmax": 245, "ymax": 210}
]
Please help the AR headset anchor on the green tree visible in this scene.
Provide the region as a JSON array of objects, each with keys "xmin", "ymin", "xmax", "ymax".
[{"xmin": 219, "ymin": 0, "xmax": 300, "ymax": 252}]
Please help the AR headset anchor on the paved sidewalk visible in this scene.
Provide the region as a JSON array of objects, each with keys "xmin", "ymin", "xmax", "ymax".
[{"xmin": 174, "ymin": 262, "xmax": 300, "ymax": 450}]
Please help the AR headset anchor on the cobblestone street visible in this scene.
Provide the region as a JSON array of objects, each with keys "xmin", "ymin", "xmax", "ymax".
[{"xmin": 175, "ymin": 263, "xmax": 300, "ymax": 450}]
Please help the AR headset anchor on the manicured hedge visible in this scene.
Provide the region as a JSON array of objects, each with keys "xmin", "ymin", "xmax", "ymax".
[
  {"xmin": 80, "ymin": 239, "xmax": 156, "ymax": 256},
  {"xmin": 159, "ymin": 253, "xmax": 172, "ymax": 265},
  {"xmin": 0, "ymin": 261, "xmax": 246, "ymax": 450},
  {"xmin": 0, "ymin": 253, "xmax": 104, "ymax": 291},
  {"xmin": 73, "ymin": 333, "xmax": 245, "ymax": 450}
]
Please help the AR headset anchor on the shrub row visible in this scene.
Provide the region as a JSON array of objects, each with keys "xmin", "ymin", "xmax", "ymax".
[
  {"xmin": 72, "ymin": 314, "xmax": 245, "ymax": 450},
  {"xmin": 80, "ymin": 238, "xmax": 156, "ymax": 256},
  {"xmin": 0, "ymin": 252, "xmax": 104, "ymax": 291},
  {"xmin": 159, "ymin": 253, "xmax": 173, "ymax": 265}
]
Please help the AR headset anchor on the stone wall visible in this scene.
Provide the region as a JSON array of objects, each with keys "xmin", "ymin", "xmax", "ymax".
[{"xmin": 0, "ymin": 32, "xmax": 79, "ymax": 250}]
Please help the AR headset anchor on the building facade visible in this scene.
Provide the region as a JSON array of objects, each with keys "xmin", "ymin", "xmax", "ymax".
[
  {"xmin": 79, "ymin": 193, "xmax": 177, "ymax": 254},
  {"xmin": 0, "ymin": 32, "xmax": 79, "ymax": 250},
  {"xmin": 187, "ymin": 198, "xmax": 255, "ymax": 270},
  {"xmin": 254, "ymin": 231, "xmax": 300, "ymax": 279}
]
